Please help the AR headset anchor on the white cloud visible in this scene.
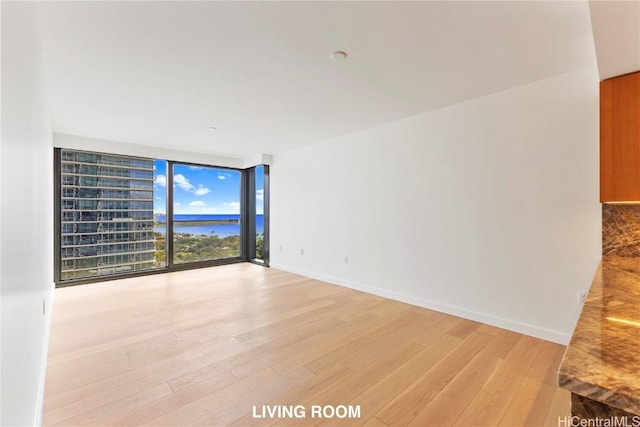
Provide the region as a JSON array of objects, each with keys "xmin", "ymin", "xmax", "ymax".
[
  {"xmin": 189, "ymin": 201, "xmax": 206, "ymax": 207},
  {"xmin": 256, "ymin": 189, "xmax": 264, "ymax": 201},
  {"xmin": 174, "ymin": 202, "xmax": 181, "ymax": 207},
  {"xmin": 154, "ymin": 174, "xmax": 166, "ymax": 187},
  {"xmin": 174, "ymin": 174, "xmax": 195, "ymax": 192},
  {"xmin": 155, "ymin": 196, "xmax": 162, "ymax": 200},
  {"xmin": 217, "ymin": 174, "xmax": 226, "ymax": 180},
  {"xmin": 194, "ymin": 186, "xmax": 210, "ymax": 196},
  {"xmin": 189, "ymin": 166, "xmax": 203, "ymax": 170},
  {"xmin": 222, "ymin": 201, "xmax": 240, "ymax": 213}
]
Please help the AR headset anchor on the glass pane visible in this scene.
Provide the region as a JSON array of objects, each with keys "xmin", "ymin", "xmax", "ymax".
[
  {"xmin": 153, "ymin": 160, "xmax": 168, "ymax": 267},
  {"xmin": 172, "ymin": 164, "xmax": 241, "ymax": 264},
  {"xmin": 59, "ymin": 149, "xmax": 158, "ymax": 281},
  {"xmin": 255, "ymin": 165, "xmax": 265, "ymax": 261}
]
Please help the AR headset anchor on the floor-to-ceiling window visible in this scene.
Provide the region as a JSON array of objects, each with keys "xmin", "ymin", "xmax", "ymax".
[
  {"xmin": 247, "ymin": 164, "xmax": 269, "ymax": 265},
  {"xmin": 55, "ymin": 149, "xmax": 268, "ymax": 285},
  {"xmin": 255, "ymin": 165, "xmax": 265, "ymax": 261},
  {"xmin": 57, "ymin": 149, "xmax": 157, "ymax": 281},
  {"xmin": 153, "ymin": 159, "xmax": 168, "ymax": 267},
  {"xmin": 171, "ymin": 163, "xmax": 242, "ymax": 264}
]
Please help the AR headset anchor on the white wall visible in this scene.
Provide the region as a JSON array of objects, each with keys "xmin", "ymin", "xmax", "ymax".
[
  {"xmin": 1, "ymin": 2, "xmax": 54, "ymax": 425},
  {"xmin": 270, "ymin": 66, "xmax": 601, "ymax": 344},
  {"xmin": 54, "ymin": 133, "xmax": 245, "ymax": 169}
]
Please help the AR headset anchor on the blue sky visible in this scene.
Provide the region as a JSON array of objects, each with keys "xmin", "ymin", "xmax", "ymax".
[
  {"xmin": 255, "ymin": 165, "xmax": 265, "ymax": 216},
  {"xmin": 153, "ymin": 160, "xmax": 263, "ymax": 215}
]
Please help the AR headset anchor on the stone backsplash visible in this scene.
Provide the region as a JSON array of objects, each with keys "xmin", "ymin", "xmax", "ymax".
[{"xmin": 603, "ymin": 204, "xmax": 640, "ymax": 257}]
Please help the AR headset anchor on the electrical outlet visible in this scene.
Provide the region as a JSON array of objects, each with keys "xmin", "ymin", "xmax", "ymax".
[
  {"xmin": 300, "ymin": 248, "xmax": 304, "ymax": 255},
  {"xmin": 344, "ymin": 255, "xmax": 349, "ymax": 264},
  {"xmin": 578, "ymin": 291, "xmax": 588, "ymax": 305},
  {"xmin": 279, "ymin": 245, "xmax": 283, "ymax": 252}
]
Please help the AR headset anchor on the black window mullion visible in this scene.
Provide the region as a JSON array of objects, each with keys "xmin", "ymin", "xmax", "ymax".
[
  {"xmin": 246, "ymin": 168, "xmax": 256, "ymax": 260},
  {"xmin": 166, "ymin": 161, "xmax": 174, "ymax": 268},
  {"xmin": 54, "ymin": 148, "xmax": 62, "ymax": 282}
]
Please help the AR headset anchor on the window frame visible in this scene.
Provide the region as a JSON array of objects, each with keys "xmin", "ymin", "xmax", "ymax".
[
  {"xmin": 246, "ymin": 165, "xmax": 269, "ymax": 266},
  {"xmin": 166, "ymin": 160, "xmax": 246, "ymax": 269},
  {"xmin": 54, "ymin": 149, "xmax": 269, "ymax": 287}
]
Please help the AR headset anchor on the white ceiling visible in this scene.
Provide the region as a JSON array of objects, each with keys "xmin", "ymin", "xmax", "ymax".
[
  {"xmin": 589, "ymin": 0, "xmax": 640, "ymax": 80},
  {"xmin": 39, "ymin": 1, "xmax": 597, "ymax": 158}
]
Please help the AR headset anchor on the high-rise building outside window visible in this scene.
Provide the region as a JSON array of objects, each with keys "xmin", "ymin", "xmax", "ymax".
[{"xmin": 58, "ymin": 149, "xmax": 156, "ymax": 280}]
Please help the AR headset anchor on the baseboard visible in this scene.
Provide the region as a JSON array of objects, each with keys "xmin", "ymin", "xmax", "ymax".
[
  {"xmin": 270, "ymin": 263, "xmax": 571, "ymax": 345},
  {"xmin": 34, "ymin": 283, "xmax": 54, "ymax": 427}
]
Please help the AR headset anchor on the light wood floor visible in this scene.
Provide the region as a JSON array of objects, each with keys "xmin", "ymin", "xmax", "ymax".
[{"xmin": 43, "ymin": 263, "xmax": 570, "ymax": 426}]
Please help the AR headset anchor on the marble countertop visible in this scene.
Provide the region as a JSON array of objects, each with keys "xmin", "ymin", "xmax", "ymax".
[{"xmin": 559, "ymin": 256, "xmax": 640, "ymax": 415}]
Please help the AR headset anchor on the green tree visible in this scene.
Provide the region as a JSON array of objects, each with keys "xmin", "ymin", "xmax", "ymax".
[{"xmin": 256, "ymin": 233, "xmax": 264, "ymax": 260}]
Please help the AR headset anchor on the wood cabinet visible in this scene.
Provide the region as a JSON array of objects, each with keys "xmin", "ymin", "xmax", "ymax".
[{"xmin": 600, "ymin": 71, "xmax": 640, "ymax": 202}]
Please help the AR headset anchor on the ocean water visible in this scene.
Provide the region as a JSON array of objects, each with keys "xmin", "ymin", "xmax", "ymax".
[{"xmin": 155, "ymin": 214, "xmax": 263, "ymax": 237}]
